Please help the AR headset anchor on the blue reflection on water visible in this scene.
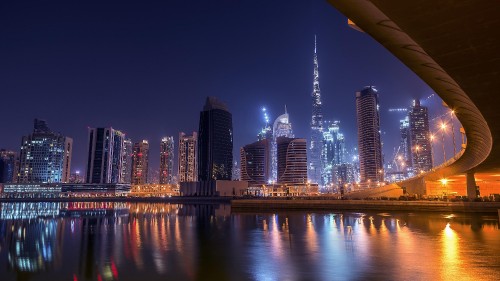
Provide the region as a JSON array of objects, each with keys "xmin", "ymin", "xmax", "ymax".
[{"xmin": 0, "ymin": 202, "xmax": 499, "ymax": 281}]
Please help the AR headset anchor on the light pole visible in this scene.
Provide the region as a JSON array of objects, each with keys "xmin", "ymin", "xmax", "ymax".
[
  {"xmin": 441, "ymin": 121, "xmax": 447, "ymax": 163},
  {"xmin": 450, "ymin": 110, "xmax": 457, "ymax": 157},
  {"xmin": 430, "ymin": 134, "xmax": 435, "ymax": 168}
]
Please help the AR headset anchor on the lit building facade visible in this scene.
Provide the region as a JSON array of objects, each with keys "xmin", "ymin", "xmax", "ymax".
[
  {"xmin": 178, "ymin": 132, "xmax": 198, "ymax": 182},
  {"xmin": 277, "ymin": 137, "xmax": 307, "ymax": 184},
  {"xmin": 131, "ymin": 140, "xmax": 149, "ymax": 185},
  {"xmin": 198, "ymin": 97, "xmax": 233, "ymax": 181},
  {"xmin": 321, "ymin": 121, "xmax": 346, "ymax": 187},
  {"xmin": 408, "ymin": 99, "xmax": 433, "ymax": 173},
  {"xmin": 121, "ymin": 138, "xmax": 133, "ymax": 183},
  {"xmin": 18, "ymin": 119, "xmax": 72, "ymax": 183},
  {"xmin": 240, "ymin": 139, "xmax": 271, "ymax": 185},
  {"xmin": 356, "ymin": 86, "xmax": 384, "ymax": 185},
  {"xmin": 160, "ymin": 136, "xmax": 175, "ymax": 184},
  {"xmin": 271, "ymin": 109, "xmax": 294, "ymax": 182},
  {"xmin": 309, "ymin": 36, "xmax": 324, "ymax": 186},
  {"xmin": 257, "ymin": 107, "xmax": 273, "ymax": 141},
  {"xmin": 85, "ymin": 128, "xmax": 125, "ymax": 184},
  {"xmin": 399, "ymin": 117, "xmax": 412, "ymax": 172},
  {"xmin": 0, "ymin": 149, "xmax": 18, "ymax": 183}
]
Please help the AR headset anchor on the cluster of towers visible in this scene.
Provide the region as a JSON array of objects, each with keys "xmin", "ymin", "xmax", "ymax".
[{"xmin": 0, "ymin": 96, "xmax": 234, "ymax": 188}]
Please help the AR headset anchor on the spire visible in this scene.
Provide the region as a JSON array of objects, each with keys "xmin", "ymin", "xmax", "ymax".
[
  {"xmin": 314, "ymin": 34, "xmax": 317, "ymax": 54},
  {"xmin": 309, "ymin": 34, "xmax": 324, "ymax": 185},
  {"xmin": 285, "ymin": 104, "xmax": 288, "ymax": 114}
]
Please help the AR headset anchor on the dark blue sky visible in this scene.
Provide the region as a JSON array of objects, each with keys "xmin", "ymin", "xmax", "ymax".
[{"xmin": 0, "ymin": 0, "xmax": 438, "ymax": 173}]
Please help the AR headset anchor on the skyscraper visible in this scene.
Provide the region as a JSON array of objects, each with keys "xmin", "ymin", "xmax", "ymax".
[
  {"xmin": 309, "ymin": 35, "xmax": 324, "ymax": 185},
  {"xmin": 399, "ymin": 116, "xmax": 412, "ymax": 174},
  {"xmin": 178, "ymin": 132, "xmax": 198, "ymax": 182},
  {"xmin": 321, "ymin": 121, "xmax": 346, "ymax": 187},
  {"xmin": 18, "ymin": 119, "xmax": 72, "ymax": 183},
  {"xmin": 271, "ymin": 108, "xmax": 294, "ymax": 182},
  {"xmin": 121, "ymin": 138, "xmax": 133, "ymax": 183},
  {"xmin": 0, "ymin": 150, "xmax": 18, "ymax": 183},
  {"xmin": 131, "ymin": 140, "xmax": 149, "ymax": 184},
  {"xmin": 198, "ymin": 97, "xmax": 233, "ymax": 181},
  {"xmin": 160, "ymin": 136, "xmax": 175, "ymax": 184},
  {"xmin": 356, "ymin": 86, "xmax": 384, "ymax": 185},
  {"xmin": 277, "ymin": 137, "xmax": 308, "ymax": 184},
  {"xmin": 240, "ymin": 139, "xmax": 271, "ymax": 185},
  {"xmin": 257, "ymin": 107, "xmax": 273, "ymax": 141},
  {"xmin": 85, "ymin": 127, "xmax": 125, "ymax": 184},
  {"xmin": 408, "ymin": 99, "xmax": 433, "ymax": 173}
]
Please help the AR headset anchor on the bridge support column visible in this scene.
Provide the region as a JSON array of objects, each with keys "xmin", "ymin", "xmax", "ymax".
[{"xmin": 466, "ymin": 171, "xmax": 478, "ymax": 200}]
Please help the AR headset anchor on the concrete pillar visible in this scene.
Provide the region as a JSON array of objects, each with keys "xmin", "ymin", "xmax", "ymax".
[{"xmin": 466, "ymin": 171, "xmax": 477, "ymax": 200}]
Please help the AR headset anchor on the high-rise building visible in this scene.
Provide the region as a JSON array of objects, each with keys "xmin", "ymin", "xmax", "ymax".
[
  {"xmin": 309, "ymin": 36, "xmax": 324, "ymax": 185},
  {"xmin": 131, "ymin": 140, "xmax": 149, "ymax": 184},
  {"xmin": 397, "ymin": 116, "xmax": 412, "ymax": 178},
  {"xmin": 257, "ymin": 107, "xmax": 273, "ymax": 141},
  {"xmin": 333, "ymin": 163, "xmax": 356, "ymax": 186},
  {"xmin": 356, "ymin": 86, "xmax": 384, "ymax": 185},
  {"xmin": 277, "ymin": 137, "xmax": 307, "ymax": 184},
  {"xmin": 271, "ymin": 108, "xmax": 294, "ymax": 182},
  {"xmin": 121, "ymin": 138, "xmax": 133, "ymax": 183},
  {"xmin": 0, "ymin": 150, "xmax": 18, "ymax": 183},
  {"xmin": 408, "ymin": 99, "xmax": 433, "ymax": 173},
  {"xmin": 85, "ymin": 128, "xmax": 125, "ymax": 184},
  {"xmin": 197, "ymin": 97, "xmax": 233, "ymax": 181},
  {"xmin": 178, "ymin": 132, "xmax": 198, "ymax": 182},
  {"xmin": 240, "ymin": 139, "xmax": 271, "ymax": 185},
  {"xmin": 321, "ymin": 121, "xmax": 346, "ymax": 187},
  {"xmin": 18, "ymin": 119, "xmax": 72, "ymax": 183},
  {"xmin": 160, "ymin": 136, "xmax": 175, "ymax": 184}
]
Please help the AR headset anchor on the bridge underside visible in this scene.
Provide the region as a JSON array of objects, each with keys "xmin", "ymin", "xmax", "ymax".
[{"xmin": 328, "ymin": 1, "xmax": 500, "ymax": 198}]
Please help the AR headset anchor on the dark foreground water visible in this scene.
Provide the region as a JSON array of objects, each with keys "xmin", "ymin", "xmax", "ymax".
[{"xmin": 0, "ymin": 202, "xmax": 499, "ymax": 281}]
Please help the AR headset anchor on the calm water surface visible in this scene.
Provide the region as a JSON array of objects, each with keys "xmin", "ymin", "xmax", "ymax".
[{"xmin": 0, "ymin": 202, "xmax": 499, "ymax": 281}]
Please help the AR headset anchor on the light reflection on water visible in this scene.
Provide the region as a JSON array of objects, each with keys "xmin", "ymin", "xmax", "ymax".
[{"xmin": 0, "ymin": 202, "xmax": 499, "ymax": 281}]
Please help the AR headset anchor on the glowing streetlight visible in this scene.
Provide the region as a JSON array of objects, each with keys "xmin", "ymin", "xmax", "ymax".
[{"xmin": 440, "ymin": 178, "xmax": 449, "ymax": 200}]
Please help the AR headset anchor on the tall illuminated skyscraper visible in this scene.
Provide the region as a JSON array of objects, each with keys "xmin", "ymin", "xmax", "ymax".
[
  {"xmin": 131, "ymin": 140, "xmax": 149, "ymax": 184},
  {"xmin": 240, "ymin": 139, "xmax": 271, "ymax": 185},
  {"xmin": 271, "ymin": 107, "xmax": 294, "ymax": 182},
  {"xmin": 321, "ymin": 121, "xmax": 346, "ymax": 187},
  {"xmin": 356, "ymin": 86, "xmax": 384, "ymax": 185},
  {"xmin": 257, "ymin": 107, "xmax": 273, "ymax": 141},
  {"xmin": 18, "ymin": 119, "xmax": 72, "ymax": 183},
  {"xmin": 198, "ymin": 97, "xmax": 233, "ymax": 181},
  {"xmin": 160, "ymin": 136, "xmax": 175, "ymax": 184},
  {"xmin": 85, "ymin": 127, "xmax": 125, "ymax": 184},
  {"xmin": 121, "ymin": 138, "xmax": 133, "ymax": 183},
  {"xmin": 277, "ymin": 137, "xmax": 307, "ymax": 184},
  {"xmin": 399, "ymin": 117, "xmax": 412, "ymax": 174},
  {"xmin": 178, "ymin": 132, "xmax": 198, "ymax": 182},
  {"xmin": 408, "ymin": 99, "xmax": 433, "ymax": 173},
  {"xmin": 309, "ymin": 35, "xmax": 323, "ymax": 185}
]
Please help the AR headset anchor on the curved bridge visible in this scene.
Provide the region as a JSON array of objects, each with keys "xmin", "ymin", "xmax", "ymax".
[{"xmin": 328, "ymin": 0, "xmax": 500, "ymax": 197}]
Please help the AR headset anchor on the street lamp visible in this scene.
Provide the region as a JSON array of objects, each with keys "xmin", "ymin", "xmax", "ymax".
[
  {"xmin": 440, "ymin": 121, "xmax": 447, "ymax": 163},
  {"xmin": 450, "ymin": 110, "xmax": 457, "ymax": 157}
]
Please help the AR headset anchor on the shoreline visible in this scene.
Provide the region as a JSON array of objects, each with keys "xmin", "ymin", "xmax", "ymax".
[
  {"xmin": 0, "ymin": 196, "xmax": 231, "ymax": 204},
  {"xmin": 0, "ymin": 197, "xmax": 499, "ymax": 213}
]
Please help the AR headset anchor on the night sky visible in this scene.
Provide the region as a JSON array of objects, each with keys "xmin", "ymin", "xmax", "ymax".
[{"xmin": 1, "ymin": 0, "xmax": 440, "ymax": 174}]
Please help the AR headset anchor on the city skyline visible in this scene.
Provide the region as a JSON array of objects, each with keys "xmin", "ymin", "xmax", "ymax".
[{"xmin": 1, "ymin": 0, "xmax": 440, "ymax": 175}]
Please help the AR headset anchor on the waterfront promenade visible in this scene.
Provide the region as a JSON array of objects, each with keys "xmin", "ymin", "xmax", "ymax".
[{"xmin": 1, "ymin": 196, "xmax": 499, "ymax": 213}]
